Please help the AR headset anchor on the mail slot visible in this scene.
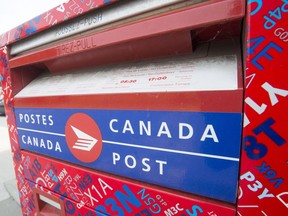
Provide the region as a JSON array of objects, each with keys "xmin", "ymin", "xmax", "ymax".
[
  {"xmin": 34, "ymin": 187, "xmax": 65, "ymax": 216},
  {"xmin": 14, "ymin": 38, "xmax": 243, "ymax": 203},
  {"xmin": 31, "ymin": 183, "xmax": 108, "ymax": 216}
]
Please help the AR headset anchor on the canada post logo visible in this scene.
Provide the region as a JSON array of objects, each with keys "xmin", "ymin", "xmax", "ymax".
[{"xmin": 65, "ymin": 113, "xmax": 102, "ymax": 163}]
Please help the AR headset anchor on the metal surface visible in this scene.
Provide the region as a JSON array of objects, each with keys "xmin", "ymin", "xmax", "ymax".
[
  {"xmin": 9, "ymin": 0, "xmax": 245, "ymax": 68},
  {"xmin": 10, "ymin": 0, "xmax": 197, "ymax": 55},
  {"xmin": 0, "ymin": 0, "xmax": 119, "ymax": 47}
]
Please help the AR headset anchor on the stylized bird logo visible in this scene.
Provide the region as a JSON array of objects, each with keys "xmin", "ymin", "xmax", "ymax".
[{"xmin": 70, "ymin": 125, "xmax": 98, "ymax": 151}]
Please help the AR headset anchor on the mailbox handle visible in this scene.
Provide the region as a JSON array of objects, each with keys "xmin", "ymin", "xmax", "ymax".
[{"xmin": 34, "ymin": 187, "xmax": 66, "ymax": 216}]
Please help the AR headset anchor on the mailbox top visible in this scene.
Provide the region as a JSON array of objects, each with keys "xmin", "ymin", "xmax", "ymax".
[{"xmin": 0, "ymin": 0, "xmax": 118, "ymax": 47}]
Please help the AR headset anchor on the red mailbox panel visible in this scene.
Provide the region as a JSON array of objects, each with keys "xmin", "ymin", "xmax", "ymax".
[
  {"xmin": 237, "ymin": 0, "xmax": 288, "ymax": 215},
  {"xmin": 23, "ymin": 150, "xmax": 236, "ymax": 216}
]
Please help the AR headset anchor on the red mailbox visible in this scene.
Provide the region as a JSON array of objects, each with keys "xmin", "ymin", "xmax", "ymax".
[
  {"xmin": 0, "ymin": 0, "xmax": 287, "ymax": 215},
  {"xmin": 13, "ymin": 38, "xmax": 243, "ymax": 205}
]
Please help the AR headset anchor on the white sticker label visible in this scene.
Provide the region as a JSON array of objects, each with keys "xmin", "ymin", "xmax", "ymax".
[{"xmin": 16, "ymin": 55, "xmax": 238, "ymax": 98}]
